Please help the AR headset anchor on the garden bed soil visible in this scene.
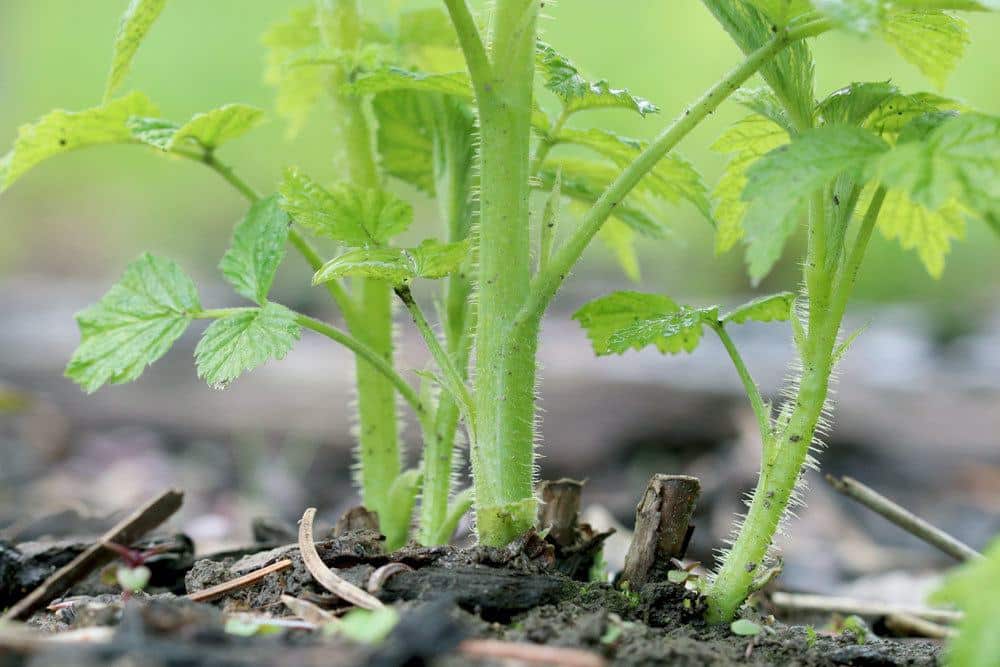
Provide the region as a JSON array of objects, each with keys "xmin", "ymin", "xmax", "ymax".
[{"xmin": 0, "ymin": 526, "xmax": 941, "ymax": 667}]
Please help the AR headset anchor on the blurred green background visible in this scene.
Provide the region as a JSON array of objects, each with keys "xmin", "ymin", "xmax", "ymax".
[{"xmin": 1, "ymin": 1, "xmax": 997, "ymax": 319}]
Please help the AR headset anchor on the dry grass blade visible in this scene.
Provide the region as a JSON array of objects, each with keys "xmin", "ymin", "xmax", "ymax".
[
  {"xmin": 367, "ymin": 563, "xmax": 412, "ymax": 593},
  {"xmin": 186, "ymin": 559, "xmax": 293, "ymax": 603},
  {"xmin": 280, "ymin": 594, "xmax": 338, "ymax": 625},
  {"xmin": 458, "ymin": 639, "xmax": 607, "ymax": 667},
  {"xmin": 770, "ymin": 591, "xmax": 962, "ymax": 625},
  {"xmin": 298, "ymin": 508, "xmax": 384, "ymax": 610}
]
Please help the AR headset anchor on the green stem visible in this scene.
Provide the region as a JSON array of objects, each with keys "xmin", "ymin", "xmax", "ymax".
[
  {"xmin": 710, "ymin": 322, "xmax": 770, "ymax": 441},
  {"xmin": 457, "ymin": 0, "xmax": 540, "ymax": 546},
  {"xmin": 516, "ymin": 23, "xmax": 826, "ymax": 332},
  {"xmin": 442, "ymin": 0, "xmax": 492, "ymax": 96},
  {"xmin": 529, "ymin": 109, "xmax": 570, "ymax": 177},
  {"xmin": 704, "ymin": 180, "xmax": 888, "ymax": 624}
]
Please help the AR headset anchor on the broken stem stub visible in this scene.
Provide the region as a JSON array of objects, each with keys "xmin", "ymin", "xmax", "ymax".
[
  {"xmin": 622, "ymin": 474, "xmax": 700, "ymax": 588},
  {"xmin": 538, "ymin": 479, "xmax": 584, "ymax": 548}
]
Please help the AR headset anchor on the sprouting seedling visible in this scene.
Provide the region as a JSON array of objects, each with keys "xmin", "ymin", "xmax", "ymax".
[
  {"xmin": 102, "ymin": 541, "xmax": 166, "ymax": 596},
  {"xmin": 2, "ymin": 0, "xmax": 999, "ymax": 628}
]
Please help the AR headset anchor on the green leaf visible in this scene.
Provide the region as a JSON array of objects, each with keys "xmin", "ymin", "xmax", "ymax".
[
  {"xmin": 432, "ymin": 488, "xmax": 474, "ymax": 545},
  {"xmin": 817, "ymin": 81, "xmax": 900, "ymax": 127},
  {"xmin": 874, "ymin": 112, "xmax": 1000, "ymax": 226},
  {"xmin": 607, "ymin": 306, "xmax": 715, "ymax": 356},
  {"xmin": 263, "ymin": 7, "xmax": 323, "ymax": 136},
  {"xmin": 742, "ymin": 125, "xmax": 889, "ymax": 282},
  {"xmin": 865, "ymin": 92, "xmax": 964, "ymax": 139},
  {"xmin": 382, "ymin": 469, "xmax": 422, "ymax": 550},
  {"xmin": 129, "ymin": 104, "xmax": 265, "ymax": 152},
  {"xmin": 555, "ymin": 128, "xmax": 713, "ymax": 222},
  {"xmin": 932, "ymin": 537, "xmax": 1000, "ymax": 667},
  {"xmin": 349, "ymin": 67, "xmax": 473, "ymax": 99},
  {"xmin": 881, "ymin": 10, "xmax": 969, "ymax": 90},
  {"xmin": 279, "ymin": 169, "xmax": 412, "ymax": 246},
  {"xmin": 372, "ymin": 91, "xmax": 435, "ymax": 194},
  {"xmin": 219, "ymin": 195, "xmax": 290, "ymax": 305},
  {"xmin": 536, "ymin": 41, "xmax": 659, "ymax": 117},
  {"xmin": 334, "ymin": 607, "xmax": 399, "ymax": 645},
  {"xmin": 65, "ymin": 253, "xmax": 200, "ymax": 393},
  {"xmin": 710, "ymin": 114, "xmax": 790, "ymax": 254},
  {"xmin": 195, "ymin": 302, "xmax": 301, "ymax": 389},
  {"xmin": 0, "ymin": 92, "xmax": 159, "ymax": 192},
  {"xmin": 730, "ymin": 619, "xmax": 762, "ymax": 636},
  {"xmin": 597, "ymin": 218, "xmax": 641, "ymax": 282},
  {"xmin": 745, "ymin": 0, "xmax": 813, "ymax": 25},
  {"xmin": 312, "ymin": 239, "xmax": 470, "ymax": 286},
  {"xmin": 722, "ymin": 291, "xmax": 796, "ymax": 324},
  {"xmin": 538, "ymin": 158, "xmax": 667, "ymax": 238},
  {"xmin": 813, "ymin": 0, "xmax": 883, "ymax": 33},
  {"xmin": 573, "ymin": 292, "xmax": 713, "ymax": 356},
  {"xmin": 702, "ymin": 0, "xmax": 815, "ymax": 126},
  {"xmin": 397, "ymin": 8, "xmax": 464, "ymax": 71},
  {"xmin": 878, "ymin": 188, "xmax": 965, "ymax": 278},
  {"xmin": 104, "ymin": 0, "xmax": 167, "ymax": 102}
]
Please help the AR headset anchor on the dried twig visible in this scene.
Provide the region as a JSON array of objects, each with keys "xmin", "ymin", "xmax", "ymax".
[
  {"xmin": 458, "ymin": 639, "xmax": 606, "ymax": 667},
  {"xmin": 280, "ymin": 594, "xmax": 339, "ymax": 625},
  {"xmin": 367, "ymin": 563, "xmax": 413, "ymax": 593},
  {"xmin": 298, "ymin": 508, "xmax": 383, "ymax": 610},
  {"xmin": 622, "ymin": 474, "xmax": 700, "ymax": 587},
  {"xmin": 186, "ymin": 559, "xmax": 293, "ymax": 603},
  {"xmin": 826, "ymin": 475, "xmax": 981, "ymax": 562},
  {"xmin": 0, "ymin": 626, "xmax": 115, "ymax": 652},
  {"xmin": 770, "ymin": 591, "xmax": 962, "ymax": 625},
  {"xmin": 2, "ymin": 488, "xmax": 184, "ymax": 621},
  {"xmin": 885, "ymin": 613, "xmax": 958, "ymax": 639},
  {"xmin": 538, "ymin": 479, "xmax": 584, "ymax": 547}
]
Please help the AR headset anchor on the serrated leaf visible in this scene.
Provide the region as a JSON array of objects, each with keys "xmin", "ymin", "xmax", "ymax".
[
  {"xmin": 538, "ymin": 159, "xmax": 666, "ymax": 238},
  {"xmin": 313, "ymin": 239, "xmax": 469, "ymax": 286},
  {"xmin": 722, "ymin": 291, "xmax": 796, "ymax": 324},
  {"xmin": 373, "ymin": 91, "xmax": 435, "ymax": 193},
  {"xmin": 597, "ymin": 218, "xmax": 641, "ymax": 282},
  {"xmin": 129, "ymin": 104, "xmax": 264, "ymax": 152},
  {"xmin": 104, "ymin": 0, "xmax": 167, "ymax": 102},
  {"xmin": 711, "ymin": 114, "xmax": 790, "ymax": 254},
  {"xmin": 742, "ymin": 125, "xmax": 889, "ymax": 281},
  {"xmin": 65, "ymin": 253, "xmax": 199, "ymax": 393},
  {"xmin": 733, "ymin": 87, "xmax": 795, "ymax": 133},
  {"xmin": 874, "ymin": 112, "xmax": 1000, "ymax": 226},
  {"xmin": 195, "ymin": 302, "xmax": 301, "ymax": 389},
  {"xmin": 350, "ymin": 67, "xmax": 473, "ymax": 99},
  {"xmin": 263, "ymin": 7, "xmax": 323, "ymax": 136},
  {"xmin": 817, "ymin": 81, "xmax": 900, "ymax": 127},
  {"xmin": 0, "ymin": 92, "xmax": 159, "ymax": 192},
  {"xmin": 607, "ymin": 306, "xmax": 715, "ymax": 356},
  {"xmin": 881, "ymin": 10, "xmax": 969, "ymax": 90},
  {"xmin": 279, "ymin": 168, "xmax": 412, "ymax": 246},
  {"xmin": 536, "ymin": 41, "xmax": 659, "ymax": 117},
  {"xmin": 865, "ymin": 92, "xmax": 964, "ymax": 139},
  {"xmin": 219, "ymin": 195, "xmax": 290, "ymax": 305},
  {"xmin": 555, "ymin": 128, "xmax": 712, "ymax": 222},
  {"xmin": 574, "ymin": 292, "xmax": 712, "ymax": 356},
  {"xmin": 878, "ymin": 189, "xmax": 965, "ymax": 278},
  {"xmin": 932, "ymin": 537, "xmax": 1000, "ymax": 667},
  {"xmin": 702, "ymin": 0, "xmax": 815, "ymax": 126}
]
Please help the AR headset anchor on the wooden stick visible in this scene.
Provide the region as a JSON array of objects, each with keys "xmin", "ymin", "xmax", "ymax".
[
  {"xmin": 458, "ymin": 639, "xmax": 606, "ymax": 667},
  {"xmin": 186, "ymin": 559, "xmax": 293, "ymax": 603},
  {"xmin": 885, "ymin": 613, "xmax": 957, "ymax": 639},
  {"xmin": 280, "ymin": 594, "xmax": 338, "ymax": 625},
  {"xmin": 298, "ymin": 508, "xmax": 383, "ymax": 610},
  {"xmin": 770, "ymin": 591, "xmax": 962, "ymax": 625},
  {"xmin": 2, "ymin": 488, "xmax": 183, "ymax": 621},
  {"xmin": 826, "ymin": 475, "xmax": 981, "ymax": 562},
  {"xmin": 622, "ymin": 474, "xmax": 700, "ymax": 587},
  {"xmin": 538, "ymin": 479, "xmax": 584, "ymax": 547}
]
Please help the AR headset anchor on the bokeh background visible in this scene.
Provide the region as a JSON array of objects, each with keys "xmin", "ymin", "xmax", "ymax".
[{"xmin": 2, "ymin": 1, "xmax": 998, "ymax": 598}]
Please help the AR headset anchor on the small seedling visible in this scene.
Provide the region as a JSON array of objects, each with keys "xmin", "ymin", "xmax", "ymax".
[
  {"xmin": 730, "ymin": 619, "xmax": 762, "ymax": 637},
  {"xmin": 804, "ymin": 625, "xmax": 818, "ymax": 649},
  {"xmin": 838, "ymin": 615, "xmax": 870, "ymax": 645},
  {"xmin": 102, "ymin": 542, "xmax": 164, "ymax": 596}
]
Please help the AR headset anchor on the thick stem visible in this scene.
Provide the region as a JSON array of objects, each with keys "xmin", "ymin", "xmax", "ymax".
[
  {"xmin": 466, "ymin": 0, "xmax": 539, "ymax": 546},
  {"xmin": 317, "ymin": 0, "xmax": 402, "ymax": 536}
]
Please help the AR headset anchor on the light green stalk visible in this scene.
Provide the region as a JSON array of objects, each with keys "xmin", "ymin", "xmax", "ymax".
[
  {"xmin": 705, "ymin": 187, "xmax": 887, "ymax": 622},
  {"xmin": 447, "ymin": 0, "xmax": 540, "ymax": 545},
  {"xmin": 317, "ymin": 0, "xmax": 405, "ymax": 547}
]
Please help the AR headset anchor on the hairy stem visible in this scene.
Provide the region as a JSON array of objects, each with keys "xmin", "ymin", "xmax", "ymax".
[
  {"xmin": 317, "ymin": 0, "xmax": 403, "ymax": 542},
  {"xmin": 705, "ymin": 185, "xmax": 888, "ymax": 623},
  {"xmin": 454, "ymin": 0, "xmax": 540, "ymax": 546}
]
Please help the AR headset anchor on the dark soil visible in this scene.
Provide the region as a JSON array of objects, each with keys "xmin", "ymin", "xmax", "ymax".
[{"xmin": 0, "ymin": 525, "xmax": 940, "ymax": 667}]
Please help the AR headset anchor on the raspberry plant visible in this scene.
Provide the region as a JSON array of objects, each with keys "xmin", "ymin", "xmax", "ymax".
[{"xmin": 2, "ymin": 0, "xmax": 998, "ymax": 622}]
